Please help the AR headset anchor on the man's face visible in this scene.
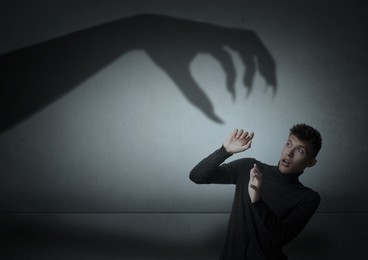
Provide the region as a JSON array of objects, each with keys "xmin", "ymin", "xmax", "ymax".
[{"xmin": 278, "ymin": 134, "xmax": 316, "ymax": 174}]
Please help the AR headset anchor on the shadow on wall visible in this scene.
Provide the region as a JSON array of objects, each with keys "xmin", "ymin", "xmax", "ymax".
[{"xmin": 0, "ymin": 14, "xmax": 276, "ymax": 132}]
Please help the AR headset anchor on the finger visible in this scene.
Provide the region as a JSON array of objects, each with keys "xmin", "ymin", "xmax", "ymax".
[
  {"xmin": 251, "ymin": 164, "xmax": 257, "ymax": 172},
  {"xmin": 231, "ymin": 129, "xmax": 238, "ymax": 139},
  {"xmin": 243, "ymin": 133, "xmax": 253, "ymax": 144},
  {"xmin": 239, "ymin": 52, "xmax": 255, "ymax": 91},
  {"xmin": 252, "ymin": 164, "xmax": 262, "ymax": 175},
  {"xmin": 256, "ymin": 45, "xmax": 277, "ymax": 88},
  {"xmin": 250, "ymin": 164, "xmax": 259, "ymax": 175},
  {"xmin": 251, "ymin": 166, "xmax": 262, "ymax": 176},
  {"xmin": 211, "ymin": 47, "xmax": 236, "ymax": 100},
  {"xmin": 253, "ymin": 173, "xmax": 262, "ymax": 182},
  {"xmin": 246, "ymin": 140, "xmax": 252, "ymax": 149},
  {"xmin": 240, "ymin": 131, "xmax": 249, "ymax": 139},
  {"xmin": 253, "ymin": 167, "xmax": 262, "ymax": 179},
  {"xmin": 247, "ymin": 132, "xmax": 255, "ymax": 140},
  {"xmin": 244, "ymin": 132, "xmax": 254, "ymax": 147},
  {"xmin": 236, "ymin": 129, "xmax": 244, "ymax": 138},
  {"xmin": 250, "ymin": 184, "xmax": 259, "ymax": 191}
]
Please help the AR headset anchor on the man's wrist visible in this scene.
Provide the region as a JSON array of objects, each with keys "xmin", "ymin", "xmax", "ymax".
[
  {"xmin": 250, "ymin": 195, "xmax": 262, "ymax": 205},
  {"xmin": 222, "ymin": 144, "xmax": 233, "ymax": 155},
  {"xmin": 251, "ymin": 195, "xmax": 261, "ymax": 203}
]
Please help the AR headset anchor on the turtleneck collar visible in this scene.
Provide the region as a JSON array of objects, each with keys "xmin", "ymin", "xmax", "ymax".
[{"xmin": 274, "ymin": 163, "xmax": 303, "ymax": 184}]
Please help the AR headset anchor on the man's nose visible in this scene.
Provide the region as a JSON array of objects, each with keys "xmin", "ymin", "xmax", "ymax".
[{"xmin": 287, "ymin": 148, "xmax": 294, "ymax": 157}]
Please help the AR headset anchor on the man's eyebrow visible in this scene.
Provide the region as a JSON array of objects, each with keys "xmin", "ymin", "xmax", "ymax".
[{"xmin": 289, "ymin": 139, "xmax": 307, "ymax": 149}]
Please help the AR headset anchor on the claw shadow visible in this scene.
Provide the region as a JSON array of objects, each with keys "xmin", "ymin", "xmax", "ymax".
[{"xmin": 0, "ymin": 14, "xmax": 276, "ymax": 133}]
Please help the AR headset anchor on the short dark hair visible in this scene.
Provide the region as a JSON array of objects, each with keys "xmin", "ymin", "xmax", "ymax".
[{"xmin": 290, "ymin": 123, "xmax": 322, "ymax": 158}]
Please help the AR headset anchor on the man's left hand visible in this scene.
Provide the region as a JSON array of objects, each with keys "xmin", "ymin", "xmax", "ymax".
[{"xmin": 248, "ymin": 164, "xmax": 262, "ymax": 203}]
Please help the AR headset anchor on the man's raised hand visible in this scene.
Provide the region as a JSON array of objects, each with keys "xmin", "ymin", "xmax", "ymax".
[
  {"xmin": 223, "ymin": 129, "xmax": 254, "ymax": 155},
  {"xmin": 248, "ymin": 164, "xmax": 262, "ymax": 203}
]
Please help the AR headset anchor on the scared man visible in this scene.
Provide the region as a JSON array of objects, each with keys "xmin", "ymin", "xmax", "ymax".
[{"xmin": 190, "ymin": 123, "xmax": 322, "ymax": 259}]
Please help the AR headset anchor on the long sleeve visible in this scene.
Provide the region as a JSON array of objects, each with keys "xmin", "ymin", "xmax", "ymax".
[
  {"xmin": 252, "ymin": 192, "xmax": 320, "ymax": 246},
  {"xmin": 189, "ymin": 145, "xmax": 236, "ymax": 184},
  {"xmin": 190, "ymin": 147, "xmax": 320, "ymax": 259}
]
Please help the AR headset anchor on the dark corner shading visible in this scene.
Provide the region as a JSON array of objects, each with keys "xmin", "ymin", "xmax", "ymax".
[
  {"xmin": 0, "ymin": 14, "xmax": 277, "ymax": 132},
  {"xmin": 0, "ymin": 214, "xmax": 225, "ymax": 259}
]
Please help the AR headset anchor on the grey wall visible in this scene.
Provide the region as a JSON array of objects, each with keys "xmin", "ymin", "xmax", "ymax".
[{"xmin": 1, "ymin": 0, "xmax": 367, "ymax": 259}]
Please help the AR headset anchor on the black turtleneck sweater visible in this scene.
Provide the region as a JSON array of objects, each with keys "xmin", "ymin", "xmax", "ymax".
[{"xmin": 189, "ymin": 146, "xmax": 320, "ymax": 260}]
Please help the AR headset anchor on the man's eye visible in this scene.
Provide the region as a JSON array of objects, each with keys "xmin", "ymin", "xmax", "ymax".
[{"xmin": 298, "ymin": 148, "xmax": 304, "ymax": 154}]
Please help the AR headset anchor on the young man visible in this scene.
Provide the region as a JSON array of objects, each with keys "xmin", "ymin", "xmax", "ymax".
[{"xmin": 190, "ymin": 123, "xmax": 322, "ymax": 260}]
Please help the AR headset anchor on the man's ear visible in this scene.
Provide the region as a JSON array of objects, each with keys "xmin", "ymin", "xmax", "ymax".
[{"xmin": 308, "ymin": 159, "xmax": 317, "ymax": 168}]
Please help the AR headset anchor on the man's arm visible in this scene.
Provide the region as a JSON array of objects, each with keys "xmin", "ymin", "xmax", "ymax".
[
  {"xmin": 189, "ymin": 129, "xmax": 254, "ymax": 184},
  {"xmin": 252, "ymin": 192, "xmax": 320, "ymax": 246},
  {"xmin": 247, "ymin": 165, "xmax": 320, "ymax": 245},
  {"xmin": 189, "ymin": 145, "xmax": 234, "ymax": 184}
]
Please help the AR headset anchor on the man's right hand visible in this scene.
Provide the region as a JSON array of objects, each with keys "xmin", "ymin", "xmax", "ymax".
[{"xmin": 223, "ymin": 129, "xmax": 254, "ymax": 155}]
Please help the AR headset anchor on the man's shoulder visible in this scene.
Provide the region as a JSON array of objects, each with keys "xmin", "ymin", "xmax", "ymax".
[
  {"xmin": 229, "ymin": 157, "xmax": 257, "ymax": 167},
  {"xmin": 224, "ymin": 157, "xmax": 259, "ymax": 173},
  {"xmin": 298, "ymin": 184, "xmax": 321, "ymax": 205}
]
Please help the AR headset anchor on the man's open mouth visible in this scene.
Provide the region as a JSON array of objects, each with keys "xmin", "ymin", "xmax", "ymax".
[{"xmin": 281, "ymin": 159, "xmax": 291, "ymax": 167}]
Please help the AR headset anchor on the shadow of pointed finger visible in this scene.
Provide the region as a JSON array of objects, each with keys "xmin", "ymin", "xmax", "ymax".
[
  {"xmin": 209, "ymin": 46, "xmax": 237, "ymax": 102},
  {"xmin": 239, "ymin": 51, "xmax": 256, "ymax": 96},
  {"xmin": 225, "ymin": 29, "xmax": 276, "ymax": 96},
  {"xmin": 251, "ymin": 36, "xmax": 277, "ymax": 94},
  {"xmin": 154, "ymin": 61, "xmax": 224, "ymax": 124}
]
